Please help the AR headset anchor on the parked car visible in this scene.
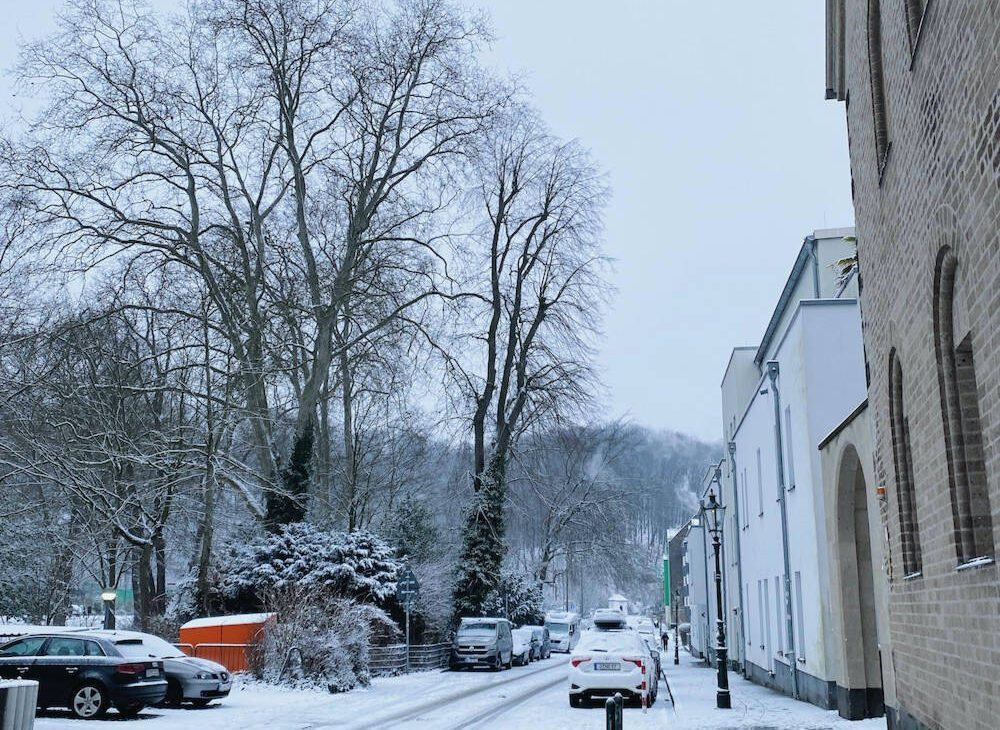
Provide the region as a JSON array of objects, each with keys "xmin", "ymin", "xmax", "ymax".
[
  {"xmin": 639, "ymin": 634, "xmax": 662, "ymax": 681},
  {"xmin": 449, "ymin": 618, "xmax": 513, "ymax": 671},
  {"xmin": 592, "ymin": 609, "xmax": 628, "ymax": 630},
  {"xmin": 544, "ymin": 611, "xmax": 581, "ymax": 653},
  {"xmin": 522, "ymin": 626, "xmax": 550, "ymax": 659},
  {"xmin": 86, "ymin": 630, "xmax": 231, "ymax": 707},
  {"xmin": 0, "ymin": 632, "xmax": 168, "ymax": 719},
  {"xmin": 511, "ymin": 628, "xmax": 533, "ymax": 666},
  {"xmin": 567, "ymin": 628, "xmax": 657, "ymax": 708}
]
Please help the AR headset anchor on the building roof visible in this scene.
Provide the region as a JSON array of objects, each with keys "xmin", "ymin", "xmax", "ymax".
[{"xmin": 180, "ymin": 613, "xmax": 275, "ymax": 629}]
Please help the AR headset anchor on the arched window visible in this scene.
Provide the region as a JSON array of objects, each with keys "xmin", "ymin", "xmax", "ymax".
[
  {"xmin": 904, "ymin": 0, "xmax": 926, "ymax": 49},
  {"xmin": 889, "ymin": 350, "xmax": 921, "ymax": 575},
  {"xmin": 933, "ymin": 247, "xmax": 995, "ymax": 564},
  {"xmin": 868, "ymin": 0, "xmax": 890, "ymax": 169}
]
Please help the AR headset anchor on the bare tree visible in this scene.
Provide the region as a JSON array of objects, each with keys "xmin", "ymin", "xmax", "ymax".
[{"xmin": 450, "ymin": 109, "xmax": 609, "ymax": 616}]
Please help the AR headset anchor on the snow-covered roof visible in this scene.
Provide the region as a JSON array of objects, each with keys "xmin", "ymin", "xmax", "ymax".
[
  {"xmin": 608, "ymin": 594, "xmax": 627, "ymax": 601},
  {"xmin": 180, "ymin": 613, "xmax": 275, "ymax": 629}
]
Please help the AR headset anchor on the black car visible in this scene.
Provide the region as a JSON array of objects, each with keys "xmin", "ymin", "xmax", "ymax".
[{"xmin": 0, "ymin": 632, "xmax": 168, "ymax": 719}]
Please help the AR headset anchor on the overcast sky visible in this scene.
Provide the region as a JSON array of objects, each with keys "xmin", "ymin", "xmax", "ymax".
[{"xmin": 0, "ymin": 1, "xmax": 855, "ymax": 442}]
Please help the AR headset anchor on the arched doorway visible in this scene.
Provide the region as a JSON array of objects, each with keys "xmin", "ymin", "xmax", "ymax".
[{"xmin": 835, "ymin": 445, "xmax": 884, "ymax": 720}]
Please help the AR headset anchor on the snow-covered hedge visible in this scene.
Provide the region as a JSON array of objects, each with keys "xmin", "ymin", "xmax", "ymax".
[{"xmin": 218, "ymin": 523, "xmax": 401, "ymax": 611}]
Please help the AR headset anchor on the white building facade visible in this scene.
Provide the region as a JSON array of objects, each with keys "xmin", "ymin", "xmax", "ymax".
[{"xmin": 707, "ymin": 228, "xmax": 874, "ymax": 710}]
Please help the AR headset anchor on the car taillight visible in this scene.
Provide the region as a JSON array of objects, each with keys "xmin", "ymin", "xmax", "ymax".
[
  {"xmin": 116, "ymin": 663, "xmax": 147, "ymax": 675},
  {"xmin": 570, "ymin": 656, "xmax": 591, "ymax": 668},
  {"xmin": 623, "ymin": 657, "xmax": 645, "ymax": 673}
]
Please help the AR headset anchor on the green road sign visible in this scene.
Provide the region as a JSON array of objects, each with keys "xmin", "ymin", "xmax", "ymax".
[{"xmin": 663, "ymin": 557, "xmax": 670, "ymax": 606}]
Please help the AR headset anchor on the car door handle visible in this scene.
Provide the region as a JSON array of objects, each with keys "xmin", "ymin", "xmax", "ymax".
[{"xmin": 16, "ymin": 667, "xmax": 29, "ymax": 673}]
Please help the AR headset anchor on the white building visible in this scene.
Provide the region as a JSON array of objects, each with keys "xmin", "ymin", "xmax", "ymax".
[
  {"xmin": 708, "ymin": 228, "xmax": 869, "ymax": 709},
  {"xmin": 682, "ymin": 520, "xmax": 709, "ymax": 659}
]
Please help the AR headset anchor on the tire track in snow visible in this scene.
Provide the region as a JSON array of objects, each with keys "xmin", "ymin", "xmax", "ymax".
[
  {"xmin": 443, "ymin": 673, "xmax": 566, "ymax": 730},
  {"xmin": 305, "ymin": 658, "xmax": 568, "ymax": 730}
]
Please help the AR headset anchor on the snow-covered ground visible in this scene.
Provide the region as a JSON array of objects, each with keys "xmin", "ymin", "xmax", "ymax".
[{"xmin": 33, "ymin": 651, "xmax": 889, "ymax": 730}]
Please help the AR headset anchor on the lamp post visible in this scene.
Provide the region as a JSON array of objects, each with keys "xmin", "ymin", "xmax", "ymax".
[
  {"xmin": 101, "ymin": 589, "xmax": 117, "ymax": 630},
  {"xmin": 703, "ymin": 487, "xmax": 730, "ymax": 710},
  {"xmin": 673, "ymin": 589, "xmax": 680, "ymax": 666}
]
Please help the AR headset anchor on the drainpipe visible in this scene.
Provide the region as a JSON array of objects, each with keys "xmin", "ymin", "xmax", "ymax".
[
  {"xmin": 807, "ymin": 236, "xmax": 820, "ymax": 298},
  {"xmin": 728, "ymin": 441, "xmax": 748, "ymax": 677},
  {"xmin": 767, "ymin": 361, "xmax": 799, "ymax": 700}
]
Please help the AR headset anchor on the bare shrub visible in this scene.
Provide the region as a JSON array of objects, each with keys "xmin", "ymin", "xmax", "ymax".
[{"xmin": 250, "ymin": 586, "xmax": 397, "ymax": 693}]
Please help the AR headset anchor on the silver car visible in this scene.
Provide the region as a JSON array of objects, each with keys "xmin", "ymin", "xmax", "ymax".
[{"xmin": 89, "ymin": 630, "xmax": 232, "ymax": 707}]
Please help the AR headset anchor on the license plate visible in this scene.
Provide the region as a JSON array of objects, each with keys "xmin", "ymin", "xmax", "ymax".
[
  {"xmin": 145, "ymin": 668, "xmax": 159, "ymax": 678},
  {"xmin": 593, "ymin": 662, "xmax": 621, "ymax": 671}
]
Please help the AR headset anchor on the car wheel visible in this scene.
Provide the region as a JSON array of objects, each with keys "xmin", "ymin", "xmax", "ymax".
[
  {"xmin": 117, "ymin": 703, "xmax": 144, "ymax": 717},
  {"xmin": 190, "ymin": 699, "xmax": 213, "ymax": 708},
  {"xmin": 69, "ymin": 682, "xmax": 108, "ymax": 719},
  {"xmin": 162, "ymin": 678, "xmax": 184, "ymax": 707}
]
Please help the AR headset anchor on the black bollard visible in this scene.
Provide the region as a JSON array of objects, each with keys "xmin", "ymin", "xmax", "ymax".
[
  {"xmin": 614, "ymin": 692, "xmax": 624, "ymax": 728},
  {"xmin": 605, "ymin": 696, "xmax": 617, "ymax": 730}
]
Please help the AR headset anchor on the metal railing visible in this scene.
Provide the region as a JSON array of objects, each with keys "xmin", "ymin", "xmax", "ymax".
[
  {"xmin": 369, "ymin": 643, "xmax": 450, "ymax": 676},
  {"xmin": 171, "ymin": 641, "xmax": 450, "ymax": 677}
]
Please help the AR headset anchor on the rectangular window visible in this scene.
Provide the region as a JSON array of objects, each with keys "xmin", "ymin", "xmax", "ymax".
[
  {"xmin": 785, "ymin": 406, "xmax": 796, "ymax": 490},
  {"xmin": 775, "ymin": 576, "xmax": 783, "ymax": 655},
  {"xmin": 795, "ymin": 571, "xmax": 806, "ymax": 661},
  {"xmin": 746, "ymin": 584, "xmax": 752, "ymax": 646},
  {"xmin": 757, "ymin": 581, "xmax": 765, "ymax": 653},
  {"xmin": 742, "ymin": 468, "xmax": 749, "ymax": 527},
  {"xmin": 756, "ymin": 448, "xmax": 764, "ymax": 516},
  {"xmin": 763, "ymin": 579, "xmax": 772, "ymax": 671}
]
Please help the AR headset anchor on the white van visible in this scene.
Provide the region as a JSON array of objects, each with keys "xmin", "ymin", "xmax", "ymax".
[{"xmin": 544, "ymin": 611, "xmax": 581, "ymax": 653}]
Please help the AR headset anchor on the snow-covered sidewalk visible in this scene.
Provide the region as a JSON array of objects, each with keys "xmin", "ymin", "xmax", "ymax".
[{"xmin": 487, "ymin": 650, "xmax": 890, "ymax": 729}]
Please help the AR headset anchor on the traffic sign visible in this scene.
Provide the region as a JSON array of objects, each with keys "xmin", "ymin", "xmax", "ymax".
[{"xmin": 397, "ymin": 566, "xmax": 420, "ymax": 604}]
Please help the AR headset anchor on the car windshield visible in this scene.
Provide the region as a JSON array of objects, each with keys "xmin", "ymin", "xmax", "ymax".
[
  {"xmin": 115, "ymin": 635, "xmax": 186, "ymax": 659},
  {"xmin": 545, "ymin": 622, "xmax": 568, "ymax": 633},
  {"xmin": 457, "ymin": 622, "xmax": 497, "ymax": 637},
  {"xmin": 512, "ymin": 629, "xmax": 531, "ymax": 641}
]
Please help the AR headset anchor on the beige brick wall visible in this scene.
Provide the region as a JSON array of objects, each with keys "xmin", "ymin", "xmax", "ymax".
[{"xmin": 834, "ymin": 2, "xmax": 1000, "ymax": 729}]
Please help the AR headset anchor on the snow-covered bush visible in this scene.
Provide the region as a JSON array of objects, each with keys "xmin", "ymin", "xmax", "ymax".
[
  {"xmin": 218, "ymin": 523, "xmax": 401, "ymax": 612},
  {"xmin": 482, "ymin": 570, "xmax": 544, "ymax": 626},
  {"xmin": 250, "ymin": 585, "xmax": 396, "ymax": 692}
]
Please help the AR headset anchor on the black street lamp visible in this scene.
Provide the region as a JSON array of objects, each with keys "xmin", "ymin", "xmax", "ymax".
[
  {"xmin": 703, "ymin": 486, "xmax": 731, "ymax": 710},
  {"xmin": 673, "ymin": 589, "xmax": 680, "ymax": 666},
  {"xmin": 101, "ymin": 589, "xmax": 117, "ymax": 630}
]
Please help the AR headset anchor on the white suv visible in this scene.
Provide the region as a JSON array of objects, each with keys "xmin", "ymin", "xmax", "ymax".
[{"xmin": 567, "ymin": 629, "xmax": 656, "ymax": 708}]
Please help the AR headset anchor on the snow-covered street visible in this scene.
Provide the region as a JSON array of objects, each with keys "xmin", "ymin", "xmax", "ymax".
[{"xmin": 32, "ymin": 652, "xmax": 888, "ymax": 730}]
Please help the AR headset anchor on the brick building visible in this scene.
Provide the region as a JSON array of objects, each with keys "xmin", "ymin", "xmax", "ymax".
[{"xmin": 825, "ymin": 3, "xmax": 1000, "ymax": 729}]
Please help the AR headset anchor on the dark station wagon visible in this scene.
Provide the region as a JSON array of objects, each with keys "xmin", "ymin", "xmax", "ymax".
[{"xmin": 0, "ymin": 631, "xmax": 168, "ymax": 719}]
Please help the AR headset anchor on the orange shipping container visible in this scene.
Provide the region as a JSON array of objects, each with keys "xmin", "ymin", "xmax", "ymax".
[{"xmin": 178, "ymin": 613, "xmax": 275, "ymax": 672}]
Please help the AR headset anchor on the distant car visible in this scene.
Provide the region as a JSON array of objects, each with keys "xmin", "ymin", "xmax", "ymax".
[
  {"xmin": 84, "ymin": 630, "xmax": 232, "ymax": 707},
  {"xmin": 449, "ymin": 618, "xmax": 513, "ymax": 671},
  {"xmin": 592, "ymin": 609, "xmax": 628, "ymax": 630},
  {"xmin": 511, "ymin": 628, "xmax": 533, "ymax": 666},
  {"xmin": 568, "ymin": 629, "xmax": 657, "ymax": 709},
  {"xmin": 544, "ymin": 611, "xmax": 581, "ymax": 653},
  {"xmin": 0, "ymin": 632, "xmax": 167, "ymax": 719},
  {"xmin": 522, "ymin": 626, "xmax": 550, "ymax": 659}
]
